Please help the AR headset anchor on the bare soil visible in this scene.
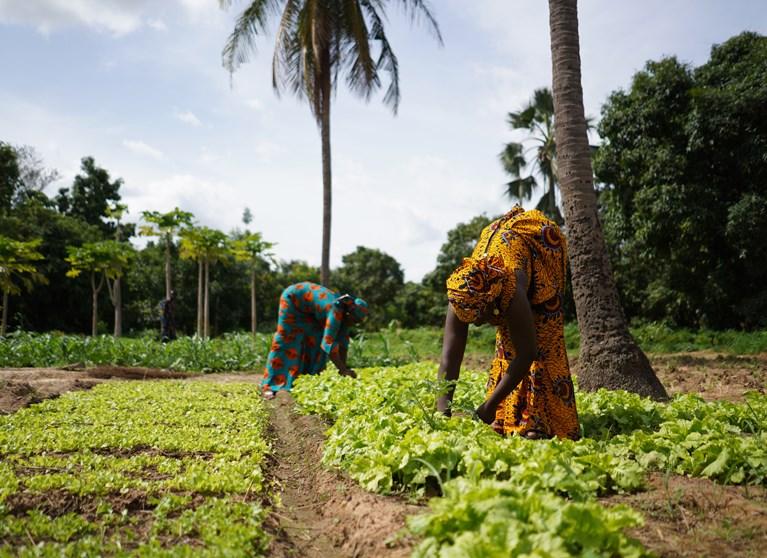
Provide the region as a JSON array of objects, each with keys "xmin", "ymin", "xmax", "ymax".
[{"xmin": 604, "ymin": 473, "xmax": 767, "ymax": 558}]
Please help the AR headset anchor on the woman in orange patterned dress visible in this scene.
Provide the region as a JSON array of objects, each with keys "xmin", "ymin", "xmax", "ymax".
[{"xmin": 436, "ymin": 207, "xmax": 580, "ymax": 440}]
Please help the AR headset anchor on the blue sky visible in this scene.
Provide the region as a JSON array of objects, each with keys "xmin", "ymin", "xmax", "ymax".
[{"xmin": 1, "ymin": 1, "xmax": 765, "ymax": 281}]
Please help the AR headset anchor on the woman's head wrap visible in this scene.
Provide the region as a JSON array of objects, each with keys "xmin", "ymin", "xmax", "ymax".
[
  {"xmin": 335, "ymin": 295, "xmax": 369, "ymax": 323},
  {"xmin": 446, "ymin": 254, "xmax": 505, "ymax": 323}
]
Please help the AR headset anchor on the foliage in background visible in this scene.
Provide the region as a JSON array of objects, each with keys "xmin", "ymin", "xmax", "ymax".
[
  {"xmin": 0, "ymin": 236, "xmax": 46, "ymax": 335},
  {"xmin": 596, "ymin": 31, "xmax": 767, "ymax": 329}
]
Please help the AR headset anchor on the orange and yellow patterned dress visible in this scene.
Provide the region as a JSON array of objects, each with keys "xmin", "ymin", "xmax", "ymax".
[{"xmin": 471, "ymin": 208, "xmax": 580, "ymax": 440}]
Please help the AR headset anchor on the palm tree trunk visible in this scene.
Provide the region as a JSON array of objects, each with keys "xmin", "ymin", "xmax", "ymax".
[
  {"xmin": 197, "ymin": 260, "xmax": 203, "ymax": 337},
  {"xmin": 203, "ymin": 260, "xmax": 210, "ymax": 338},
  {"xmin": 251, "ymin": 268, "xmax": 257, "ymax": 336},
  {"xmin": 320, "ymin": 58, "xmax": 332, "ymax": 287},
  {"xmin": 548, "ymin": 0, "xmax": 667, "ymax": 399},
  {"xmin": 1, "ymin": 290, "xmax": 8, "ymax": 336},
  {"xmin": 165, "ymin": 240, "xmax": 172, "ymax": 299}
]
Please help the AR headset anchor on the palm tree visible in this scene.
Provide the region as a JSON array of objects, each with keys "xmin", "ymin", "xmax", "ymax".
[
  {"xmin": 140, "ymin": 208, "xmax": 195, "ymax": 299},
  {"xmin": 0, "ymin": 236, "xmax": 46, "ymax": 336},
  {"xmin": 179, "ymin": 227, "xmax": 231, "ymax": 338},
  {"xmin": 547, "ymin": 0, "xmax": 667, "ymax": 399},
  {"xmin": 500, "ymin": 87, "xmax": 596, "ymax": 224},
  {"xmin": 232, "ymin": 231, "xmax": 275, "ymax": 336},
  {"xmin": 219, "ymin": 0, "xmax": 442, "ymax": 286}
]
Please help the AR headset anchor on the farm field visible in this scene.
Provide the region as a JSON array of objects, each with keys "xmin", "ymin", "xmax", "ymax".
[{"xmin": 1, "ymin": 328, "xmax": 766, "ymax": 557}]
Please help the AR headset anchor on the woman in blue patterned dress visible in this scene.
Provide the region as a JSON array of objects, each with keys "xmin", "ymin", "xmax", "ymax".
[{"xmin": 262, "ymin": 281, "xmax": 369, "ymax": 399}]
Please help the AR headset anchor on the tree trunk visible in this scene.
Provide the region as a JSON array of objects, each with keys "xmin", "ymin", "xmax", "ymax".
[
  {"xmin": 251, "ymin": 268, "xmax": 257, "ymax": 336},
  {"xmin": 165, "ymin": 240, "xmax": 172, "ymax": 299},
  {"xmin": 203, "ymin": 260, "xmax": 210, "ymax": 338},
  {"xmin": 1, "ymin": 290, "xmax": 8, "ymax": 336},
  {"xmin": 320, "ymin": 56, "xmax": 332, "ymax": 287},
  {"xmin": 91, "ymin": 273, "xmax": 105, "ymax": 337},
  {"xmin": 197, "ymin": 260, "xmax": 203, "ymax": 337},
  {"xmin": 113, "ymin": 277, "xmax": 122, "ymax": 337},
  {"xmin": 548, "ymin": 0, "xmax": 667, "ymax": 399}
]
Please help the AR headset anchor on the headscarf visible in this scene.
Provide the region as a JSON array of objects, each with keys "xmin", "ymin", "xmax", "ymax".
[
  {"xmin": 446, "ymin": 254, "xmax": 506, "ymax": 323},
  {"xmin": 335, "ymin": 295, "xmax": 369, "ymax": 324}
]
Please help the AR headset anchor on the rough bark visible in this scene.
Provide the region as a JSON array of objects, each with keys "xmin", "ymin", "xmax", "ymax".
[
  {"xmin": 320, "ymin": 50, "xmax": 332, "ymax": 287},
  {"xmin": 251, "ymin": 269, "xmax": 257, "ymax": 336},
  {"xmin": 548, "ymin": 0, "xmax": 667, "ymax": 399},
  {"xmin": 203, "ymin": 260, "xmax": 210, "ymax": 339},
  {"xmin": 1, "ymin": 291, "xmax": 8, "ymax": 336}
]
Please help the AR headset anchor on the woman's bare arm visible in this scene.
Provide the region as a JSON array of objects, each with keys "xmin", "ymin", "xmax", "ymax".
[
  {"xmin": 475, "ymin": 270, "xmax": 537, "ymax": 423},
  {"xmin": 436, "ymin": 305, "xmax": 469, "ymax": 416}
]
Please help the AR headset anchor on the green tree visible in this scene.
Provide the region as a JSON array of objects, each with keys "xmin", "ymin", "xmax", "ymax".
[
  {"xmin": 232, "ymin": 231, "xmax": 275, "ymax": 336},
  {"xmin": 180, "ymin": 227, "xmax": 231, "ymax": 338},
  {"xmin": 595, "ymin": 32, "xmax": 767, "ymax": 329},
  {"xmin": 0, "ymin": 236, "xmax": 46, "ymax": 335},
  {"xmin": 56, "ymin": 157, "xmax": 123, "ymax": 236},
  {"xmin": 66, "ymin": 241, "xmax": 136, "ymax": 336},
  {"xmin": 140, "ymin": 208, "xmax": 195, "ymax": 299},
  {"xmin": 0, "ymin": 142, "xmax": 22, "ymax": 213},
  {"xmin": 220, "ymin": 0, "xmax": 442, "ymax": 286},
  {"xmin": 547, "ymin": 0, "xmax": 666, "ymax": 398},
  {"xmin": 333, "ymin": 246, "xmax": 404, "ymax": 329}
]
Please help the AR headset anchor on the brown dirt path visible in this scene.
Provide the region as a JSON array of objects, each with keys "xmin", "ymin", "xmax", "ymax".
[{"xmin": 263, "ymin": 391, "xmax": 422, "ymax": 558}]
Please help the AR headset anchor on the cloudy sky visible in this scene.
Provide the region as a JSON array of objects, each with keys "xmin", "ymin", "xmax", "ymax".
[{"xmin": 1, "ymin": 1, "xmax": 764, "ymax": 281}]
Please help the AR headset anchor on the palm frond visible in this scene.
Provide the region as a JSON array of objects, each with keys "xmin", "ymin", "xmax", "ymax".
[
  {"xmin": 222, "ymin": 0, "xmax": 282, "ymax": 74},
  {"xmin": 340, "ymin": 0, "xmax": 378, "ymax": 100},
  {"xmin": 505, "ymin": 176, "xmax": 536, "ymax": 202},
  {"xmin": 499, "ymin": 142, "xmax": 527, "ymax": 177},
  {"xmin": 508, "ymin": 106, "xmax": 536, "ymax": 130},
  {"xmin": 399, "ymin": 0, "xmax": 443, "ymax": 45}
]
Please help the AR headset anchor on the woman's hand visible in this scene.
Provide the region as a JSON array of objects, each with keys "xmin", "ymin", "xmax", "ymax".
[
  {"xmin": 338, "ymin": 368, "xmax": 357, "ymax": 379},
  {"xmin": 474, "ymin": 402, "xmax": 496, "ymax": 424}
]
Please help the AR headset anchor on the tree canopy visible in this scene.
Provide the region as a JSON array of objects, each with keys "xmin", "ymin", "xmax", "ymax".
[{"xmin": 595, "ymin": 31, "xmax": 767, "ymax": 329}]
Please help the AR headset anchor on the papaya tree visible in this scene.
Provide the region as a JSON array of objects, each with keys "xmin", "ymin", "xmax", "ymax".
[
  {"xmin": 179, "ymin": 227, "xmax": 230, "ymax": 338},
  {"xmin": 66, "ymin": 240, "xmax": 136, "ymax": 336},
  {"xmin": 140, "ymin": 208, "xmax": 195, "ymax": 299},
  {"xmin": 232, "ymin": 232, "xmax": 275, "ymax": 336},
  {"xmin": 0, "ymin": 236, "xmax": 46, "ymax": 335}
]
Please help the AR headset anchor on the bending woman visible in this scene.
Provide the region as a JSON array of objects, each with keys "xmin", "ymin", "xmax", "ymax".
[
  {"xmin": 436, "ymin": 207, "xmax": 580, "ymax": 440},
  {"xmin": 262, "ymin": 281, "xmax": 368, "ymax": 399}
]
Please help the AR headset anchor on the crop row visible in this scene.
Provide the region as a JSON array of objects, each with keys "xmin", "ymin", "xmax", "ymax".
[
  {"xmin": 293, "ymin": 362, "xmax": 767, "ymax": 556},
  {"xmin": 0, "ymin": 381, "xmax": 271, "ymax": 557}
]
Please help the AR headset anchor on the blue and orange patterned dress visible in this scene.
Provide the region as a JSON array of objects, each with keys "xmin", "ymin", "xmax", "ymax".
[{"xmin": 262, "ymin": 282, "xmax": 366, "ymax": 395}]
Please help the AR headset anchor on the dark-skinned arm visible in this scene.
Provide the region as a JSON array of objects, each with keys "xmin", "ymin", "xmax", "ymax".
[
  {"xmin": 436, "ymin": 304, "xmax": 469, "ymax": 416},
  {"xmin": 329, "ymin": 347, "xmax": 356, "ymax": 378},
  {"xmin": 475, "ymin": 270, "xmax": 537, "ymax": 423}
]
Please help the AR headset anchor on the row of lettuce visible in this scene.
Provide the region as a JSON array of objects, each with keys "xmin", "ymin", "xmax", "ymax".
[
  {"xmin": 0, "ymin": 382, "xmax": 271, "ymax": 556},
  {"xmin": 293, "ymin": 363, "xmax": 767, "ymax": 557}
]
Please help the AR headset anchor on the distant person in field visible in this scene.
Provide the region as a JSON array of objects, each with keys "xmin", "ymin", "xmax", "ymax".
[
  {"xmin": 436, "ymin": 206, "xmax": 580, "ymax": 440},
  {"xmin": 262, "ymin": 281, "xmax": 369, "ymax": 399},
  {"xmin": 160, "ymin": 290, "xmax": 177, "ymax": 343}
]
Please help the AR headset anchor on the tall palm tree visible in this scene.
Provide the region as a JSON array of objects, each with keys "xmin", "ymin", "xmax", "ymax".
[
  {"xmin": 219, "ymin": 0, "xmax": 442, "ymax": 286},
  {"xmin": 500, "ymin": 87, "xmax": 596, "ymax": 224},
  {"xmin": 547, "ymin": 0, "xmax": 667, "ymax": 399}
]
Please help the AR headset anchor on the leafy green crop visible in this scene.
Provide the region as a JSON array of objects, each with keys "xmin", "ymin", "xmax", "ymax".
[
  {"xmin": 293, "ymin": 362, "xmax": 767, "ymax": 556},
  {"xmin": 0, "ymin": 381, "xmax": 271, "ymax": 556}
]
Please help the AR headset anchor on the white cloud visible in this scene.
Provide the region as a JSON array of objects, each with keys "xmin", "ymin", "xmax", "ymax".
[
  {"xmin": 0, "ymin": 0, "xmax": 150, "ymax": 35},
  {"xmin": 147, "ymin": 18, "xmax": 167, "ymax": 31},
  {"xmin": 174, "ymin": 110, "xmax": 202, "ymax": 127},
  {"xmin": 123, "ymin": 140, "xmax": 164, "ymax": 161},
  {"xmin": 245, "ymin": 98, "xmax": 263, "ymax": 111}
]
